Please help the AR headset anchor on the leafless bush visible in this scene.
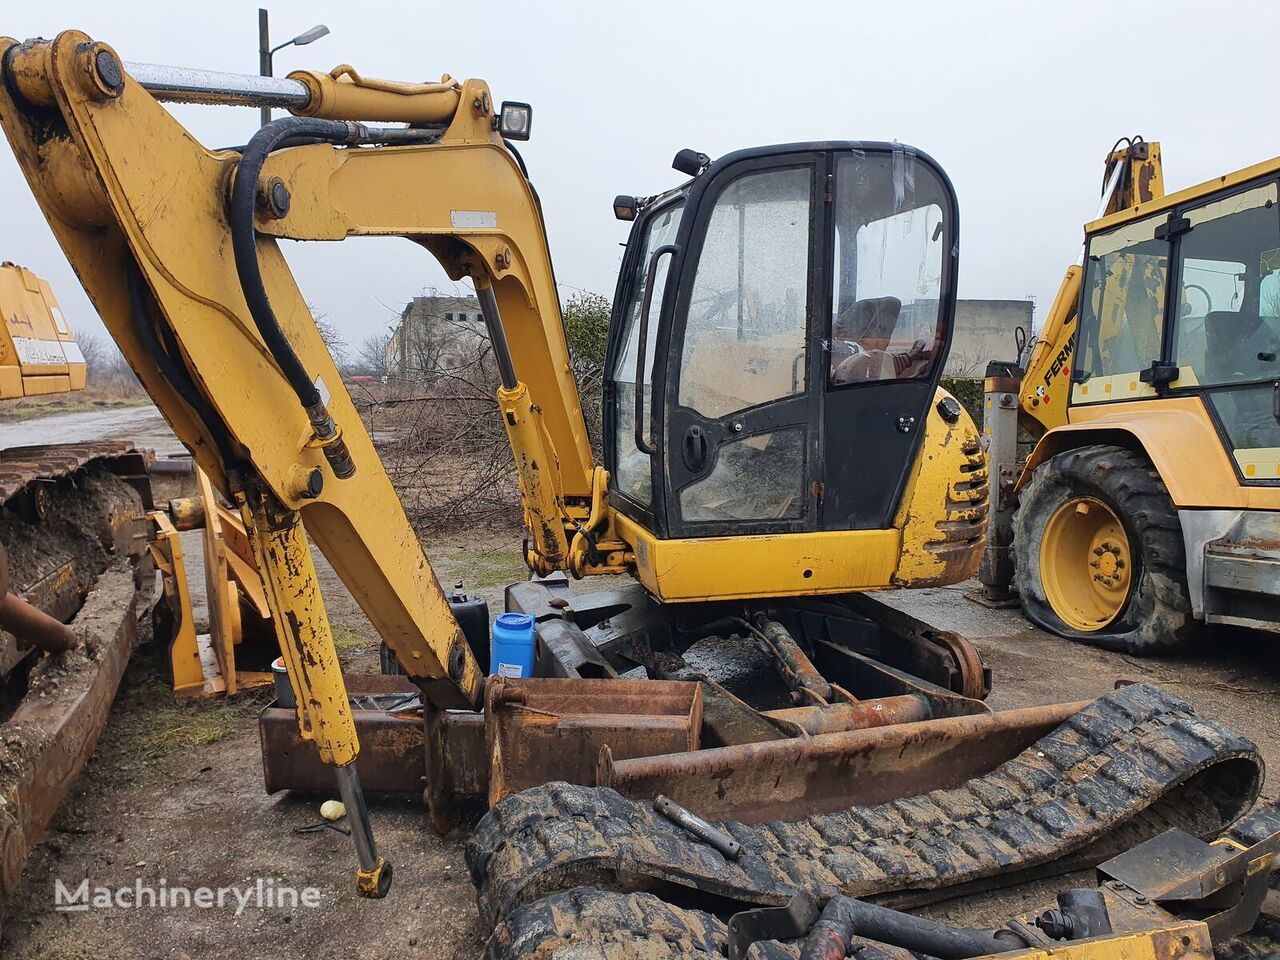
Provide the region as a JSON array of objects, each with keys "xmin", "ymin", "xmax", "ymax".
[
  {"xmin": 78, "ymin": 332, "xmax": 145, "ymax": 396},
  {"xmin": 355, "ymin": 290, "xmax": 611, "ymax": 534}
]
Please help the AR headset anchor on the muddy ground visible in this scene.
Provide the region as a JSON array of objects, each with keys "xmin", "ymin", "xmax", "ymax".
[{"xmin": 2, "ymin": 406, "xmax": 1279, "ymax": 959}]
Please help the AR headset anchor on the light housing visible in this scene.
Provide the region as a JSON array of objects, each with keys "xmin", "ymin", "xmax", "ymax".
[
  {"xmin": 292, "ymin": 25, "xmax": 330, "ymax": 45},
  {"xmin": 613, "ymin": 195, "xmax": 638, "ymax": 221},
  {"xmin": 498, "ymin": 101, "xmax": 532, "ymax": 141},
  {"xmin": 672, "ymin": 148, "xmax": 710, "ymax": 177}
]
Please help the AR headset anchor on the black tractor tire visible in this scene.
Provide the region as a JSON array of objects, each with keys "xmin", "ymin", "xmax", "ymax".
[{"xmin": 1013, "ymin": 444, "xmax": 1199, "ymax": 654}]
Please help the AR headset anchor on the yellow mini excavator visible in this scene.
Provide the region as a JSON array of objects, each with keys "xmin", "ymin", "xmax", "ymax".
[
  {"xmin": 2, "ymin": 34, "xmax": 1277, "ymax": 959},
  {"xmin": 977, "ymin": 138, "xmax": 1280, "ymax": 654}
]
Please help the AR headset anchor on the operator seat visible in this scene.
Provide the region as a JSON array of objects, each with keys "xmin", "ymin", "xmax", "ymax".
[{"xmin": 831, "ymin": 296, "xmax": 931, "ymax": 383}]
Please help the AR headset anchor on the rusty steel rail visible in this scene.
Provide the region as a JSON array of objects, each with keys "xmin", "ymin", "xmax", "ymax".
[
  {"xmin": 598, "ymin": 699, "xmax": 1091, "ymax": 823},
  {"xmin": 0, "ymin": 564, "xmax": 137, "ymax": 910}
]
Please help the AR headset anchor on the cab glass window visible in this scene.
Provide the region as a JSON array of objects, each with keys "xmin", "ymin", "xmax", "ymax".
[
  {"xmin": 1075, "ymin": 214, "xmax": 1169, "ymax": 399},
  {"xmin": 677, "ymin": 167, "xmax": 811, "ymax": 420},
  {"xmin": 830, "ymin": 153, "xmax": 948, "ymax": 385},
  {"xmin": 679, "ymin": 428, "xmax": 805, "ymax": 521},
  {"xmin": 611, "ymin": 200, "xmax": 683, "ymax": 506},
  {"xmin": 1171, "ymin": 183, "xmax": 1280, "ymax": 387}
]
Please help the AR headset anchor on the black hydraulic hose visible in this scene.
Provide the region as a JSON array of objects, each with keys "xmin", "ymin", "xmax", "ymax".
[
  {"xmin": 127, "ymin": 260, "xmax": 237, "ymax": 467},
  {"xmin": 228, "ymin": 116, "xmax": 366, "ymax": 478},
  {"xmin": 229, "ymin": 116, "xmax": 354, "ymax": 408},
  {"xmin": 799, "ymin": 897, "xmax": 1028, "ymax": 960}
]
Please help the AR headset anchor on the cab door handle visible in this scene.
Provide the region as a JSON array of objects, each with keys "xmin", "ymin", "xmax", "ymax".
[{"xmin": 682, "ymin": 425, "xmax": 708, "ymax": 472}]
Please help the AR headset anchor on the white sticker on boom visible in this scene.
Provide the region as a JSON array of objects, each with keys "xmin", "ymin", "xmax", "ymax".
[
  {"xmin": 12, "ymin": 336, "xmax": 69, "ymax": 366},
  {"xmin": 450, "ymin": 210, "xmax": 498, "ymax": 229},
  {"xmin": 314, "ymin": 375, "xmax": 331, "ymax": 405}
]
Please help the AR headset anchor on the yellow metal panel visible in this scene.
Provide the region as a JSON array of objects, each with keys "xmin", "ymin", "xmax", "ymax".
[
  {"xmin": 614, "ymin": 512, "xmax": 900, "ymax": 603},
  {"xmin": 1071, "ymin": 370, "xmax": 1159, "ymax": 405},
  {"xmin": 983, "ymin": 920, "xmax": 1212, "ymax": 960},
  {"xmin": 1019, "ymin": 266, "xmax": 1080, "ymax": 436},
  {"xmin": 1024, "ymin": 396, "xmax": 1280, "ymax": 509},
  {"xmin": 893, "ymin": 387, "xmax": 987, "ymax": 587}
]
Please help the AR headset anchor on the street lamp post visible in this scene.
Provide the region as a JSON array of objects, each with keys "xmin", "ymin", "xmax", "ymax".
[{"xmin": 258, "ymin": 8, "xmax": 330, "ymax": 127}]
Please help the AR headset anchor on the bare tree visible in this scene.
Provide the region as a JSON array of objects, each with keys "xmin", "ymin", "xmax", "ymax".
[
  {"xmin": 309, "ymin": 304, "xmax": 349, "ymax": 370},
  {"xmin": 359, "ymin": 288, "xmax": 614, "ymax": 533},
  {"xmin": 351, "ymin": 332, "xmax": 394, "ymax": 379},
  {"xmin": 76, "ymin": 331, "xmax": 142, "ymax": 394}
]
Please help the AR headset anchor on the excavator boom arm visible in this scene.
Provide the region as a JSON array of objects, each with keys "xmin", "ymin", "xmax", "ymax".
[{"xmin": 0, "ymin": 30, "xmax": 606, "ymax": 893}]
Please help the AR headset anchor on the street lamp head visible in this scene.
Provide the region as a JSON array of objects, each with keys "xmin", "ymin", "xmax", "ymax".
[{"xmin": 292, "ymin": 24, "xmax": 330, "ymax": 46}]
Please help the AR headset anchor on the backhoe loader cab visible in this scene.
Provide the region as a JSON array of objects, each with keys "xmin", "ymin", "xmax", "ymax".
[
  {"xmin": 606, "ymin": 143, "xmax": 960, "ymax": 541},
  {"xmin": 981, "ymin": 141, "xmax": 1280, "ymax": 652}
]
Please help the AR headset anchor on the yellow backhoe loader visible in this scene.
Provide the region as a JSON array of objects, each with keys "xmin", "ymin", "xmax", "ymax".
[
  {"xmin": 977, "ymin": 138, "xmax": 1280, "ymax": 654},
  {"xmin": 2, "ymin": 34, "xmax": 1276, "ymax": 958}
]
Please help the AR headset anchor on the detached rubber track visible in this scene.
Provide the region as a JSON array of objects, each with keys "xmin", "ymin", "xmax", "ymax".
[{"xmin": 469, "ymin": 684, "xmax": 1265, "ymax": 957}]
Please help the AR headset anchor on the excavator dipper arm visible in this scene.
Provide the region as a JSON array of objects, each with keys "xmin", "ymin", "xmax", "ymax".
[{"xmin": 0, "ymin": 31, "xmax": 599, "ymax": 894}]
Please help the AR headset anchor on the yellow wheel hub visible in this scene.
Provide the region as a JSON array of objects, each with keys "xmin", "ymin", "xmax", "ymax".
[{"xmin": 1040, "ymin": 496, "xmax": 1132, "ymax": 632}]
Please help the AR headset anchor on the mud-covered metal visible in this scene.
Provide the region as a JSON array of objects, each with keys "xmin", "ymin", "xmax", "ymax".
[
  {"xmin": 0, "ymin": 563, "xmax": 137, "ymax": 912},
  {"xmin": 468, "ymin": 684, "xmax": 1263, "ymax": 937}
]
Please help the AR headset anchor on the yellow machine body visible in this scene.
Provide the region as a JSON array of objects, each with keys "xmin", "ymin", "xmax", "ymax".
[
  {"xmin": 984, "ymin": 137, "xmax": 1280, "ymax": 646},
  {"xmin": 0, "ymin": 262, "xmax": 86, "ymax": 398},
  {"xmin": 1017, "ymin": 144, "xmax": 1280, "ymax": 512},
  {"xmin": 0, "ymin": 31, "xmax": 986, "ymax": 894}
]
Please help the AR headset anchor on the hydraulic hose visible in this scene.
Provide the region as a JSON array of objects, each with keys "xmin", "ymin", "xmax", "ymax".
[
  {"xmin": 800, "ymin": 897, "xmax": 1028, "ymax": 960},
  {"xmin": 228, "ymin": 116, "xmax": 369, "ymax": 479}
]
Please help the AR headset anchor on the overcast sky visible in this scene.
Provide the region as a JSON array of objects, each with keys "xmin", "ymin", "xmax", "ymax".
[{"xmin": 3, "ymin": 1, "xmax": 1277, "ymax": 358}]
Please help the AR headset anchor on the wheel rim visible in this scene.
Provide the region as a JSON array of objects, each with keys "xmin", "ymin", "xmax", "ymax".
[{"xmin": 1040, "ymin": 496, "xmax": 1132, "ymax": 632}]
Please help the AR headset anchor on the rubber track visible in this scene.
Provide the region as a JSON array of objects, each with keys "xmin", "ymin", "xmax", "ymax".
[
  {"xmin": 469, "ymin": 684, "xmax": 1263, "ymax": 949},
  {"xmin": 487, "ymin": 798, "xmax": 1280, "ymax": 960}
]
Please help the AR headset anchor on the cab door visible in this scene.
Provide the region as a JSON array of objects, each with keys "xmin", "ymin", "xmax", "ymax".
[{"xmin": 662, "ymin": 154, "xmax": 823, "ymax": 537}]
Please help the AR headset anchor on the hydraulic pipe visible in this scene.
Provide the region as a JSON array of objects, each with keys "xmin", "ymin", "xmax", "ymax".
[
  {"xmin": 0, "ymin": 545, "xmax": 72, "ymax": 654},
  {"xmin": 228, "ymin": 116, "xmax": 363, "ymax": 480},
  {"xmin": 123, "ymin": 61, "xmax": 312, "ymax": 108},
  {"xmin": 801, "ymin": 897, "xmax": 1027, "ymax": 960}
]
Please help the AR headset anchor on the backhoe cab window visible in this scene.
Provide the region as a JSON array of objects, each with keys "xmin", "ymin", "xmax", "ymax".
[
  {"xmin": 612, "ymin": 200, "xmax": 684, "ymax": 507},
  {"xmin": 829, "ymin": 154, "xmax": 947, "ymax": 385},
  {"xmin": 1170, "ymin": 182, "xmax": 1280, "ymax": 479},
  {"xmin": 1074, "ymin": 214, "xmax": 1168, "ymax": 402},
  {"xmin": 1171, "ymin": 183, "xmax": 1280, "ymax": 387}
]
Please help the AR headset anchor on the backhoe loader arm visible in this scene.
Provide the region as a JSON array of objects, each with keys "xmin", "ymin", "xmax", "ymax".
[
  {"xmin": 1018, "ymin": 139, "xmax": 1165, "ymax": 437},
  {"xmin": 0, "ymin": 31, "xmax": 604, "ymax": 894}
]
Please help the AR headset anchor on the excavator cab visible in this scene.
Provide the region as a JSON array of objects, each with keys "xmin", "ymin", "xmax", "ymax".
[{"xmin": 606, "ymin": 144, "xmax": 959, "ymax": 540}]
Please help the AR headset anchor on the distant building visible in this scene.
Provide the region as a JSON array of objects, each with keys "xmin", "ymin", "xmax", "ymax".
[
  {"xmin": 386, "ymin": 292, "xmax": 485, "ymax": 380},
  {"xmin": 947, "ymin": 299, "xmax": 1034, "ymax": 376}
]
